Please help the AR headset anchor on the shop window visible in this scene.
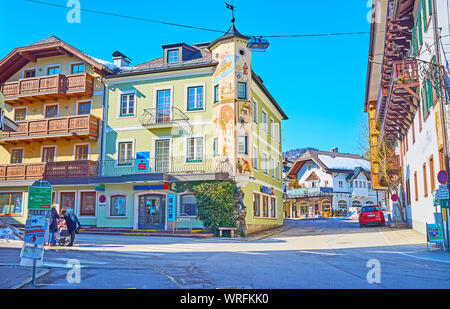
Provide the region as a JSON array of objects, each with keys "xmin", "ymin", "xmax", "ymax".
[
  {"xmin": 262, "ymin": 195, "xmax": 269, "ymax": 217},
  {"xmin": 270, "ymin": 196, "xmax": 276, "ymax": 218},
  {"xmin": 0, "ymin": 193, "xmax": 23, "ymax": 215},
  {"xmin": 180, "ymin": 194, "xmax": 198, "ymax": 216},
  {"xmin": 253, "ymin": 193, "xmax": 261, "ymax": 217},
  {"xmin": 80, "ymin": 192, "xmax": 96, "ymax": 216},
  {"xmin": 110, "ymin": 195, "xmax": 126, "ymax": 216}
]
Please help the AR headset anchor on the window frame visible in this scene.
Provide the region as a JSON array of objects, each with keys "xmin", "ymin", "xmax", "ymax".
[
  {"xmin": 79, "ymin": 191, "xmax": 96, "ymax": 217},
  {"xmin": 22, "ymin": 68, "xmax": 36, "ymax": 79},
  {"xmin": 45, "ymin": 64, "xmax": 61, "ymax": 76},
  {"xmin": 117, "ymin": 140, "xmax": 134, "ymax": 166},
  {"xmin": 0, "ymin": 192, "xmax": 24, "ymax": 216},
  {"xmin": 109, "ymin": 194, "xmax": 127, "ymax": 217},
  {"xmin": 237, "ymin": 82, "xmax": 247, "ymax": 100},
  {"xmin": 73, "ymin": 143, "xmax": 90, "ymax": 161},
  {"xmin": 167, "ymin": 49, "xmax": 179, "ymax": 64},
  {"xmin": 238, "ymin": 135, "xmax": 248, "ymax": 155},
  {"xmin": 70, "ymin": 61, "xmax": 86, "ymax": 74},
  {"xmin": 41, "ymin": 145, "xmax": 56, "ymax": 163},
  {"xmin": 10, "ymin": 148, "xmax": 24, "ymax": 164},
  {"xmin": 185, "ymin": 84, "xmax": 205, "ymax": 112},
  {"xmin": 213, "ymin": 84, "xmax": 219, "ymax": 103},
  {"xmin": 13, "ymin": 107, "xmax": 27, "ymax": 121},
  {"xmin": 76, "ymin": 99, "xmax": 92, "ymax": 115},
  {"xmin": 179, "ymin": 194, "xmax": 198, "ymax": 217},
  {"xmin": 119, "ymin": 92, "xmax": 136, "ymax": 118},
  {"xmin": 186, "ymin": 136, "xmax": 204, "ymax": 163},
  {"xmin": 43, "ymin": 103, "xmax": 59, "ymax": 118}
]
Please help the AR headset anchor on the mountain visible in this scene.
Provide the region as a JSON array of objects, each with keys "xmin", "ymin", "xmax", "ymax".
[{"xmin": 282, "ymin": 147, "xmax": 318, "ymax": 160}]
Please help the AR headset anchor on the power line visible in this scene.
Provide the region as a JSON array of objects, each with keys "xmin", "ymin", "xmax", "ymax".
[{"xmin": 25, "ymin": 0, "xmax": 392, "ymax": 40}]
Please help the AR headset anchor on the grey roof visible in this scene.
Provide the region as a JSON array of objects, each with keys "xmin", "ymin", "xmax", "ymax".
[{"xmin": 27, "ymin": 36, "xmax": 62, "ymax": 46}]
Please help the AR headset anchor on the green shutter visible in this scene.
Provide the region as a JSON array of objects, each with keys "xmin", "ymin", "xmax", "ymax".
[
  {"xmin": 412, "ymin": 27, "xmax": 418, "ymax": 56},
  {"xmin": 418, "ymin": 13, "xmax": 423, "ymax": 46},
  {"xmin": 421, "ymin": 88, "xmax": 426, "ymax": 120},
  {"xmin": 426, "ymin": 79, "xmax": 434, "ymax": 109},
  {"xmin": 428, "ymin": 0, "xmax": 432, "ymax": 16},
  {"xmin": 422, "ymin": 0, "xmax": 427, "ymax": 31}
]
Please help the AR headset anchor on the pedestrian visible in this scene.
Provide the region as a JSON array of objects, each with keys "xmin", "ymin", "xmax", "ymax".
[
  {"xmin": 48, "ymin": 206, "xmax": 60, "ymax": 246},
  {"xmin": 63, "ymin": 208, "xmax": 81, "ymax": 247}
]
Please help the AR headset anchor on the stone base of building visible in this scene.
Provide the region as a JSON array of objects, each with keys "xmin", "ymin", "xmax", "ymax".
[{"xmin": 245, "ymin": 223, "xmax": 283, "ymax": 235}]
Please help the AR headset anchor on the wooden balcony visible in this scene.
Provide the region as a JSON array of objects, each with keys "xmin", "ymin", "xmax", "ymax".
[
  {"xmin": 379, "ymin": 60, "xmax": 420, "ymax": 138},
  {"xmin": 0, "ymin": 114, "xmax": 100, "ymax": 144},
  {"xmin": 1, "ymin": 73, "xmax": 94, "ymax": 104},
  {"xmin": 0, "ymin": 160, "xmax": 98, "ymax": 180}
]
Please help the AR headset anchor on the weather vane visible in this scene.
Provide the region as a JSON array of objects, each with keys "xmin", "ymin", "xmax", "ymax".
[{"xmin": 225, "ymin": 2, "xmax": 235, "ymax": 24}]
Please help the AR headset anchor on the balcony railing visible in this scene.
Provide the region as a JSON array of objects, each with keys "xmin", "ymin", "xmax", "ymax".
[
  {"xmin": 139, "ymin": 107, "xmax": 192, "ymax": 133},
  {"xmin": 1, "ymin": 73, "xmax": 94, "ymax": 103},
  {"xmin": 0, "ymin": 160, "xmax": 98, "ymax": 180},
  {"xmin": 0, "ymin": 114, "xmax": 100, "ymax": 143},
  {"xmin": 286, "ymin": 187, "xmax": 333, "ymax": 197},
  {"xmin": 100, "ymin": 155, "xmax": 233, "ymax": 177}
]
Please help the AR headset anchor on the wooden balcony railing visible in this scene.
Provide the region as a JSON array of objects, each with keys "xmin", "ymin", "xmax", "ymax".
[
  {"xmin": 392, "ymin": 60, "xmax": 419, "ymax": 83},
  {"xmin": 0, "ymin": 114, "xmax": 100, "ymax": 143},
  {"xmin": 0, "ymin": 160, "xmax": 98, "ymax": 180},
  {"xmin": 1, "ymin": 73, "xmax": 94, "ymax": 103}
]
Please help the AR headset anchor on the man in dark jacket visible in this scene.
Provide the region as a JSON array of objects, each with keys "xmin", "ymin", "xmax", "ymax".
[
  {"xmin": 48, "ymin": 207, "xmax": 60, "ymax": 246},
  {"xmin": 64, "ymin": 208, "xmax": 81, "ymax": 246}
]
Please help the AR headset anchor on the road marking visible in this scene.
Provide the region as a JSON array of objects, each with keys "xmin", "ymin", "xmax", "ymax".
[
  {"xmin": 365, "ymin": 250, "xmax": 450, "ymax": 264},
  {"xmin": 297, "ymin": 250, "xmax": 344, "ymax": 256}
]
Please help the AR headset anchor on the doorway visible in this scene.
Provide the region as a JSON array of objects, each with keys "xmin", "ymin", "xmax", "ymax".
[{"xmin": 138, "ymin": 194, "xmax": 166, "ymax": 230}]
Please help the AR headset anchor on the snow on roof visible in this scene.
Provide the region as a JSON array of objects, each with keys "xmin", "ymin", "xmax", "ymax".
[
  {"xmin": 318, "ymin": 154, "xmax": 371, "ymax": 171},
  {"xmin": 90, "ymin": 57, "xmax": 118, "ymax": 71}
]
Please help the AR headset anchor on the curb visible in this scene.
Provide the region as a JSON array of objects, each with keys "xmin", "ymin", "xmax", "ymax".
[
  {"xmin": 12, "ymin": 269, "xmax": 50, "ymax": 289},
  {"xmin": 245, "ymin": 226, "xmax": 293, "ymax": 241}
]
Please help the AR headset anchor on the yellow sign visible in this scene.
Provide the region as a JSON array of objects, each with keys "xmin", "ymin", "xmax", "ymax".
[{"xmin": 443, "ymin": 209, "xmax": 447, "ymax": 222}]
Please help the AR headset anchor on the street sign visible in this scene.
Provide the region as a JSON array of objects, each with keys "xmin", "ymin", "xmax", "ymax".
[
  {"xmin": 391, "ymin": 194, "xmax": 399, "ymax": 202},
  {"xmin": 98, "ymin": 194, "xmax": 106, "ymax": 204},
  {"xmin": 21, "ymin": 215, "xmax": 46, "ymax": 260},
  {"xmin": 28, "ymin": 186, "xmax": 52, "ymax": 210},
  {"xmin": 437, "ymin": 184, "xmax": 449, "ymax": 201},
  {"xmin": 437, "ymin": 170, "xmax": 448, "ymax": 185}
]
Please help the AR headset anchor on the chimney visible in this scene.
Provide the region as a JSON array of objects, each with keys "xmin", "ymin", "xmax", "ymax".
[
  {"xmin": 112, "ymin": 51, "xmax": 131, "ymax": 68},
  {"xmin": 331, "ymin": 147, "xmax": 338, "ymax": 153}
]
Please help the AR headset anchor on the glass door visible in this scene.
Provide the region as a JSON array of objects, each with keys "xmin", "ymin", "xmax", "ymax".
[
  {"xmin": 138, "ymin": 194, "xmax": 166, "ymax": 230},
  {"xmin": 156, "ymin": 89, "xmax": 171, "ymax": 124}
]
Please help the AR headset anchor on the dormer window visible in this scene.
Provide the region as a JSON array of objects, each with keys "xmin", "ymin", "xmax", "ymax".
[{"xmin": 167, "ymin": 49, "xmax": 179, "ymax": 64}]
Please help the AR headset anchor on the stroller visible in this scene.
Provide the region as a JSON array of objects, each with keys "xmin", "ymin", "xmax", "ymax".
[{"xmin": 55, "ymin": 219, "xmax": 71, "ymax": 246}]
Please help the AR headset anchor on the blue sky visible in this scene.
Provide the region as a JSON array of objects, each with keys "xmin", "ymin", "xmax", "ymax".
[{"xmin": 0, "ymin": 0, "xmax": 371, "ymax": 155}]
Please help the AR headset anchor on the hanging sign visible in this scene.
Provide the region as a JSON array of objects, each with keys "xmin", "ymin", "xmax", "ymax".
[
  {"xmin": 260, "ymin": 186, "xmax": 274, "ymax": 195},
  {"xmin": 136, "ymin": 152, "xmax": 150, "ymax": 173}
]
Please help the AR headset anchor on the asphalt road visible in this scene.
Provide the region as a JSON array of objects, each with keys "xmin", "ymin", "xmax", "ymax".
[{"xmin": 1, "ymin": 218, "xmax": 450, "ymax": 289}]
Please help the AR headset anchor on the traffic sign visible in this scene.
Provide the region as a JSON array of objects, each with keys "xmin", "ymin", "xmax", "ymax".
[
  {"xmin": 99, "ymin": 194, "xmax": 106, "ymax": 204},
  {"xmin": 437, "ymin": 170, "xmax": 448, "ymax": 185},
  {"xmin": 391, "ymin": 194, "xmax": 399, "ymax": 202}
]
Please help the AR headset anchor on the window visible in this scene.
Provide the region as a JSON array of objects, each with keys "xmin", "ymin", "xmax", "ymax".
[
  {"xmin": 44, "ymin": 104, "xmax": 58, "ymax": 118},
  {"xmin": 263, "ymin": 153, "xmax": 269, "ymax": 175},
  {"xmin": 213, "ymin": 137, "xmax": 218, "ymax": 157},
  {"xmin": 41, "ymin": 146, "xmax": 56, "ymax": 163},
  {"xmin": 238, "ymin": 136, "xmax": 248, "ymax": 155},
  {"xmin": 275, "ymin": 123, "xmax": 280, "ymax": 143},
  {"xmin": 10, "ymin": 149, "xmax": 24, "ymax": 164},
  {"xmin": 412, "ymin": 122, "xmax": 415, "ymax": 144},
  {"xmin": 253, "ymin": 100, "xmax": 258, "ymax": 123},
  {"xmin": 262, "ymin": 195, "xmax": 269, "ymax": 217},
  {"xmin": 214, "ymin": 85, "xmax": 219, "ymax": 103},
  {"xmin": 118, "ymin": 141, "xmax": 133, "ymax": 165},
  {"xmin": 277, "ymin": 162, "xmax": 281, "ymax": 180},
  {"xmin": 406, "ymin": 179, "xmax": 411, "ymax": 205},
  {"xmin": 429, "ymin": 155, "xmax": 435, "ymax": 192},
  {"xmin": 439, "ymin": 146, "xmax": 445, "ymax": 171},
  {"xmin": 238, "ymin": 82, "xmax": 247, "ymax": 99},
  {"xmin": 350, "ymin": 181, "xmax": 353, "ymax": 188},
  {"xmin": 14, "ymin": 108, "xmax": 26, "ymax": 121},
  {"xmin": 253, "ymin": 145, "xmax": 258, "ymax": 170},
  {"xmin": 271, "ymin": 157, "xmax": 276, "ymax": 178},
  {"xmin": 0, "ymin": 193, "xmax": 23, "ymax": 215},
  {"xmin": 270, "ymin": 118, "xmax": 274, "ymax": 137},
  {"xmin": 80, "ymin": 192, "xmax": 96, "ymax": 216},
  {"xmin": 414, "ymin": 171, "xmax": 418, "ymax": 201},
  {"xmin": 262, "ymin": 110, "xmax": 268, "ymax": 132},
  {"xmin": 120, "ymin": 93, "xmax": 135, "ymax": 117},
  {"xmin": 60, "ymin": 192, "xmax": 75, "ymax": 211},
  {"xmin": 187, "ymin": 86, "xmax": 204, "ymax": 111},
  {"xmin": 156, "ymin": 89, "xmax": 172, "ymax": 123},
  {"xmin": 180, "ymin": 195, "xmax": 198, "ymax": 216},
  {"xmin": 167, "ymin": 49, "xmax": 178, "ymax": 63},
  {"xmin": 46, "ymin": 65, "xmax": 60, "ymax": 75},
  {"xmin": 339, "ymin": 181, "xmax": 343, "ymax": 188},
  {"xmin": 71, "ymin": 62, "xmax": 85, "ymax": 74},
  {"xmin": 77, "ymin": 100, "xmax": 91, "ymax": 115},
  {"xmin": 253, "ymin": 193, "xmax": 261, "ymax": 217},
  {"xmin": 270, "ymin": 197, "xmax": 276, "ymax": 218},
  {"xmin": 75, "ymin": 144, "xmax": 89, "ymax": 160},
  {"xmin": 110, "ymin": 195, "xmax": 126, "ymax": 216},
  {"xmin": 337, "ymin": 200, "xmax": 348, "ymax": 215},
  {"xmin": 423, "ymin": 163, "xmax": 428, "ymax": 197},
  {"xmin": 186, "ymin": 137, "xmax": 203, "ymax": 162},
  {"xmin": 23, "ymin": 69, "xmax": 36, "ymax": 78}
]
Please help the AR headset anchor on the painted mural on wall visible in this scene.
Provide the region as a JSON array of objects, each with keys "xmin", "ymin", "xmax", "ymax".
[{"xmin": 211, "ymin": 38, "xmax": 253, "ymax": 176}]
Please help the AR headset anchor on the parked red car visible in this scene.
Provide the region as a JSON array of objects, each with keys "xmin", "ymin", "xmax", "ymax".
[{"xmin": 359, "ymin": 205, "xmax": 385, "ymax": 227}]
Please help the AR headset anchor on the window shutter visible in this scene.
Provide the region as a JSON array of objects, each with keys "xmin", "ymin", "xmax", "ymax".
[
  {"xmin": 421, "ymin": 87, "xmax": 427, "ymax": 119},
  {"xmin": 418, "ymin": 13, "xmax": 423, "ymax": 46},
  {"xmin": 412, "ymin": 27, "xmax": 418, "ymax": 56},
  {"xmin": 428, "ymin": 0, "xmax": 432, "ymax": 16},
  {"xmin": 422, "ymin": 0, "xmax": 427, "ymax": 31}
]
